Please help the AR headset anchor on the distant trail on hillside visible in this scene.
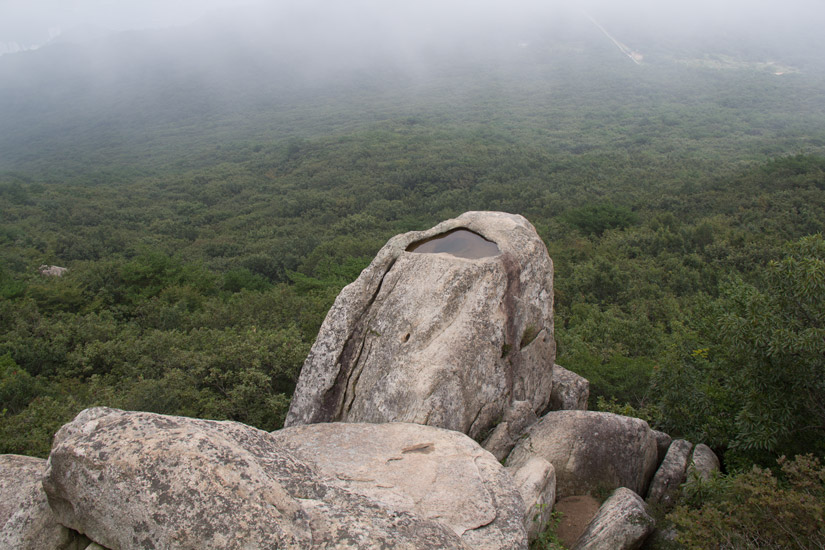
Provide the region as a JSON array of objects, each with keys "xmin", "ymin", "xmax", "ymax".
[{"xmin": 583, "ymin": 10, "xmax": 642, "ymax": 65}]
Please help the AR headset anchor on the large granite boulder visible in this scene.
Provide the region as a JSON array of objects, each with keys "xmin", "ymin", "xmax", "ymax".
[
  {"xmin": 572, "ymin": 488, "xmax": 654, "ymax": 550},
  {"xmin": 271, "ymin": 422, "xmax": 527, "ymax": 549},
  {"xmin": 506, "ymin": 411, "xmax": 659, "ymax": 499},
  {"xmin": 43, "ymin": 408, "xmax": 527, "ymax": 550},
  {"xmin": 285, "ymin": 211, "xmax": 555, "ymax": 441},
  {"xmin": 0, "ymin": 454, "xmax": 83, "ymax": 550}
]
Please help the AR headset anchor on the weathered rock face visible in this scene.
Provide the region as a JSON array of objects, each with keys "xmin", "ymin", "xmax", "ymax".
[
  {"xmin": 44, "ymin": 408, "xmax": 527, "ymax": 550},
  {"xmin": 645, "ymin": 439, "xmax": 693, "ymax": 510},
  {"xmin": 483, "ymin": 400, "xmax": 539, "ymax": 462},
  {"xmin": 0, "ymin": 454, "xmax": 82, "ymax": 550},
  {"xmin": 548, "ymin": 364, "xmax": 589, "ymax": 411},
  {"xmin": 271, "ymin": 422, "xmax": 527, "ymax": 550},
  {"xmin": 506, "ymin": 457, "xmax": 556, "ymax": 543},
  {"xmin": 506, "ymin": 411, "xmax": 659, "ymax": 499},
  {"xmin": 572, "ymin": 488, "xmax": 654, "ymax": 550},
  {"xmin": 687, "ymin": 443, "xmax": 720, "ymax": 481},
  {"xmin": 285, "ymin": 211, "xmax": 555, "ymax": 441},
  {"xmin": 651, "ymin": 430, "xmax": 673, "ymax": 466}
]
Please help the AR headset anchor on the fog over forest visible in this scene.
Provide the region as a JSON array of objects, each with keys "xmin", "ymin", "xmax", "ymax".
[
  {"xmin": 3, "ymin": 0, "xmax": 824, "ymax": 59},
  {"xmin": 1, "ymin": 0, "xmax": 825, "ymax": 177}
]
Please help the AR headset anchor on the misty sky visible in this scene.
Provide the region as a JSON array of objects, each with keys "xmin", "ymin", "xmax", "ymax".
[
  {"xmin": 2, "ymin": 0, "xmax": 823, "ymax": 51},
  {"xmin": 0, "ymin": 0, "xmax": 251, "ymax": 45}
]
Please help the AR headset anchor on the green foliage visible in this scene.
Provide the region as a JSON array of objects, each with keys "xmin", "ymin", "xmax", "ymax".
[
  {"xmin": 0, "ymin": 353, "xmax": 40, "ymax": 415},
  {"xmin": 719, "ymin": 235, "xmax": 825, "ymax": 459},
  {"xmin": 530, "ymin": 511, "xmax": 567, "ymax": 550},
  {"xmin": 0, "ymin": 266, "xmax": 25, "ymax": 299},
  {"xmin": 656, "ymin": 235, "xmax": 825, "ymax": 464},
  {"xmin": 222, "ymin": 268, "xmax": 271, "ymax": 293},
  {"xmin": 668, "ymin": 454, "xmax": 825, "ymax": 548},
  {"xmin": 563, "ymin": 203, "xmax": 639, "ymax": 237},
  {"xmin": 595, "ymin": 396, "xmax": 659, "ymax": 426}
]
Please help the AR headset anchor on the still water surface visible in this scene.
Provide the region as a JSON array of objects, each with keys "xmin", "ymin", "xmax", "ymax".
[{"xmin": 407, "ymin": 229, "xmax": 500, "ymax": 259}]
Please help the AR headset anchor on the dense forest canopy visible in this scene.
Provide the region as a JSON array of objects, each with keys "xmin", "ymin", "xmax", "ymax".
[{"xmin": 1, "ymin": 1, "xmax": 824, "ymax": 545}]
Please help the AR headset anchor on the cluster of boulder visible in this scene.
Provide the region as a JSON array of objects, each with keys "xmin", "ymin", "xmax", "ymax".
[
  {"xmin": 38, "ymin": 265, "xmax": 68, "ymax": 277},
  {"xmin": 1, "ymin": 212, "xmax": 719, "ymax": 549}
]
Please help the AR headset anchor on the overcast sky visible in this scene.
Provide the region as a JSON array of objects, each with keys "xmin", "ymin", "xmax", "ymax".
[
  {"xmin": 2, "ymin": 0, "xmax": 823, "ymax": 50},
  {"xmin": 0, "ymin": 0, "xmax": 251, "ymax": 45}
]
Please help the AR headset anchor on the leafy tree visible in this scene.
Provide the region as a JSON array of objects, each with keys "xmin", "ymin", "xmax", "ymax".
[
  {"xmin": 716, "ymin": 235, "xmax": 825, "ymax": 459},
  {"xmin": 656, "ymin": 235, "xmax": 825, "ymax": 464},
  {"xmin": 0, "ymin": 353, "xmax": 40, "ymax": 415}
]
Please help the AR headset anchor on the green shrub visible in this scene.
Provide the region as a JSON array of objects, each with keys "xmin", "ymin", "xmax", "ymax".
[{"xmin": 668, "ymin": 454, "xmax": 825, "ymax": 549}]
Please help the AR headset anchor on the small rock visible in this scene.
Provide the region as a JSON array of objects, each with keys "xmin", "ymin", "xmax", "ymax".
[
  {"xmin": 483, "ymin": 400, "xmax": 539, "ymax": 462},
  {"xmin": 38, "ymin": 265, "xmax": 68, "ymax": 277},
  {"xmin": 572, "ymin": 488, "xmax": 655, "ymax": 550},
  {"xmin": 507, "ymin": 457, "xmax": 556, "ymax": 543},
  {"xmin": 687, "ymin": 443, "xmax": 720, "ymax": 481},
  {"xmin": 646, "ymin": 439, "xmax": 693, "ymax": 511},
  {"xmin": 547, "ymin": 364, "xmax": 589, "ymax": 411}
]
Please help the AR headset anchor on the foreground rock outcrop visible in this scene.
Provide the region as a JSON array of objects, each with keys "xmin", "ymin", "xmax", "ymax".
[
  {"xmin": 506, "ymin": 411, "xmax": 659, "ymax": 499},
  {"xmin": 0, "ymin": 455, "xmax": 82, "ymax": 550},
  {"xmin": 43, "ymin": 408, "xmax": 527, "ymax": 550},
  {"xmin": 271, "ymin": 422, "xmax": 527, "ymax": 549},
  {"xmin": 285, "ymin": 211, "xmax": 556, "ymax": 441}
]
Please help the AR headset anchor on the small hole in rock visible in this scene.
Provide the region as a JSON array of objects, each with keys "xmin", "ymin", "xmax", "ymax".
[{"xmin": 402, "ymin": 333, "xmax": 411, "ymax": 343}]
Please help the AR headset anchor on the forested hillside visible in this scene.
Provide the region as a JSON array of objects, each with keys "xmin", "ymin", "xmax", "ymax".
[{"xmin": 1, "ymin": 3, "xmax": 824, "ymax": 546}]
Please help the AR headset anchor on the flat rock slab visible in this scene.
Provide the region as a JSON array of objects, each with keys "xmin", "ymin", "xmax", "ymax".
[
  {"xmin": 271, "ymin": 422, "xmax": 527, "ymax": 550},
  {"xmin": 43, "ymin": 408, "xmax": 480, "ymax": 549},
  {"xmin": 0, "ymin": 454, "xmax": 81, "ymax": 550},
  {"xmin": 44, "ymin": 408, "xmax": 528, "ymax": 550},
  {"xmin": 285, "ymin": 211, "xmax": 555, "ymax": 441},
  {"xmin": 506, "ymin": 411, "xmax": 659, "ymax": 499}
]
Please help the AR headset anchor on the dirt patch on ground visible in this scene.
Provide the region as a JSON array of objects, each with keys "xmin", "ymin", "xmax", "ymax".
[{"xmin": 554, "ymin": 495, "xmax": 601, "ymax": 548}]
